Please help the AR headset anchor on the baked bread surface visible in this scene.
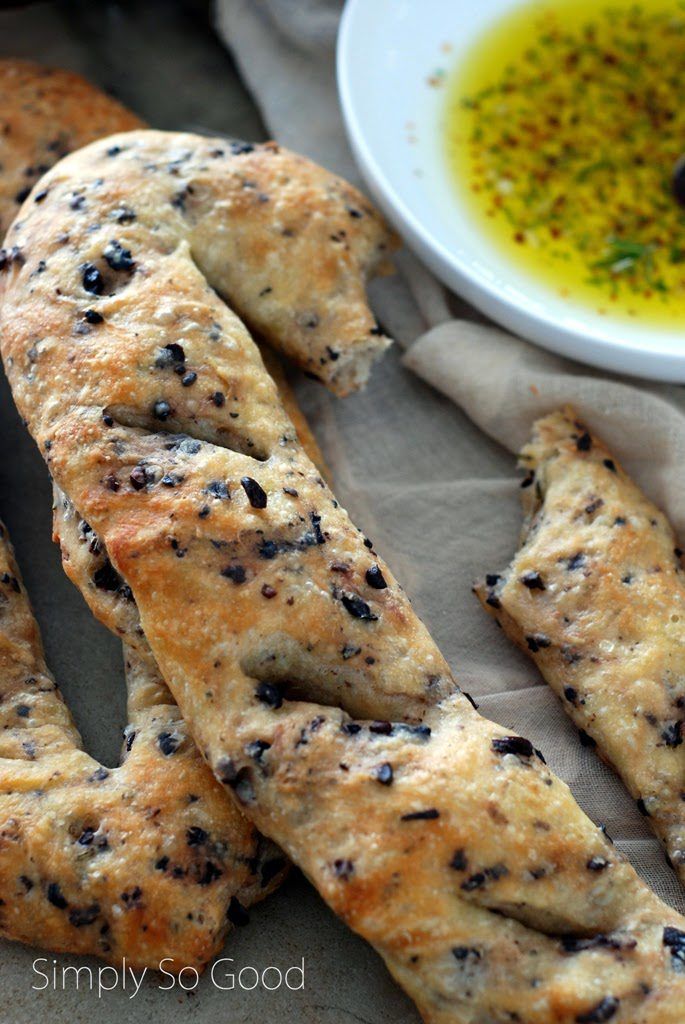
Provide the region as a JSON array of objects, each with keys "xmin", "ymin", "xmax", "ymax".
[
  {"xmin": 475, "ymin": 407, "xmax": 685, "ymax": 890},
  {"xmin": 0, "ymin": 59, "xmax": 143, "ymax": 241},
  {"xmin": 0, "ymin": 519, "xmax": 283, "ymax": 970},
  {"xmin": 2, "ymin": 133, "xmax": 685, "ymax": 1022}
]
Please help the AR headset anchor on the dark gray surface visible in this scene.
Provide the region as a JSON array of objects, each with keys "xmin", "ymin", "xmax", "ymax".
[{"xmin": 0, "ymin": 3, "xmax": 512, "ymax": 1020}]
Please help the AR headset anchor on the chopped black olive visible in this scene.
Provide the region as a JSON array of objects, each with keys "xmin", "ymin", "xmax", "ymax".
[
  {"xmin": 211, "ymin": 391, "xmax": 225, "ymax": 407},
  {"xmin": 186, "ymin": 826, "xmax": 208, "ymax": 847},
  {"xmin": 586, "ymin": 856, "xmax": 609, "ymax": 871},
  {"xmin": 449, "ymin": 849, "xmax": 468, "ymax": 871},
  {"xmin": 564, "ymin": 686, "xmax": 579, "ymax": 705},
  {"xmin": 603, "ymin": 459, "xmax": 617, "ymax": 473},
  {"xmin": 221, "ymin": 564, "xmax": 246, "ymax": 584},
  {"xmin": 83, "ymin": 309, "xmax": 103, "ymax": 324},
  {"xmin": 575, "ymin": 996, "xmax": 620, "ymax": 1023},
  {"xmin": 526, "ymin": 634, "xmax": 551, "ymax": 652},
  {"xmin": 575, "ymin": 431, "xmax": 592, "ymax": 451},
  {"xmin": 452, "ymin": 946, "xmax": 481, "ymax": 962},
  {"xmin": 256, "ymin": 681, "xmax": 283, "ymax": 709},
  {"xmin": 492, "ymin": 735, "xmax": 534, "ymax": 758},
  {"xmin": 206, "ymin": 480, "xmax": 230, "ymax": 500},
  {"xmin": 400, "ymin": 808, "xmax": 440, "ymax": 821},
  {"xmin": 365, "ymin": 565, "xmax": 387, "ymax": 589},
  {"xmin": 310, "ymin": 512, "xmax": 326, "ymax": 545},
  {"xmin": 158, "ymin": 731, "xmax": 180, "ymax": 756},
  {"xmin": 663, "ymin": 925, "xmax": 685, "ymax": 968},
  {"xmin": 153, "ymin": 399, "xmax": 172, "ymax": 421},
  {"xmin": 69, "ymin": 904, "xmax": 100, "ymax": 927},
  {"xmin": 104, "ymin": 239, "xmax": 135, "ymax": 272},
  {"xmin": 342, "ymin": 722, "xmax": 362, "ymax": 735},
  {"xmin": 47, "ymin": 882, "xmax": 68, "ymax": 909},
  {"xmin": 520, "ymin": 571, "xmax": 545, "ymax": 590},
  {"xmin": 229, "ymin": 140, "xmax": 255, "ymax": 155},
  {"xmin": 283, "ymin": 487, "xmax": 298, "ymax": 497},
  {"xmin": 375, "ymin": 762, "xmax": 394, "ymax": 785},
  {"xmin": 81, "ymin": 263, "xmax": 103, "ymax": 295},
  {"xmin": 342, "ymin": 593, "xmax": 378, "ymax": 620},
  {"xmin": 460, "ymin": 872, "xmax": 486, "ymax": 892},
  {"xmin": 661, "ymin": 721, "xmax": 683, "ymax": 747},
  {"xmin": 241, "ymin": 476, "xmax": 267, "ymax": 509},
  {"xmin": 332, "ymin": 859, "xmax": 354, "ymax": 881},
  {"xmin": 246, "ymin": 739, "xmax": 271, "ymax": 761}
]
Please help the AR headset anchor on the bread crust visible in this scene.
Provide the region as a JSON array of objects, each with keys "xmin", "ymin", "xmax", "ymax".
[
  {"xmin": 475, "ymin": 407, "xmax": 685, "ymax": 888},
  {"xmin": 3, "ymin": 133, "xmax": 685, "ymax": 1022},
  {"xmin": 0, "ymin": 60, "xmax": 143, "ymax": 241}
]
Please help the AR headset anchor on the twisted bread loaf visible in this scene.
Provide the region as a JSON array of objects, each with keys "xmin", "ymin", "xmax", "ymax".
[
  {"xmin": 475, "ymin": 408, "xmax": 685, "ymax": 888},
  {"xmin": 0, "ymin": 518, "xmax": 283, "ymax": 969},
  {"xmin": 3, "ymin": 132, "xmax": 685, "ymax": 1022}
]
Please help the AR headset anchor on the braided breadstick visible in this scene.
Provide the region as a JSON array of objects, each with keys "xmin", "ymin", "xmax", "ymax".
[
  {"xmin": 0, "ymin": 518, "xmax": 283, "ymax": 969},
  {"xmin": 3, "ymin": 131, "xmax": 685, "ymax": 1022},
  {"xmin": 475, "ymin": 408, "xmax": 685, "ymax": 888}
]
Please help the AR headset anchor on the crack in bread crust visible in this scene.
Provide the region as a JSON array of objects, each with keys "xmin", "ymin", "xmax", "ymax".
[
  {"xmin": 3, "ymin": 135, "xmax": 685, "ymax": 1022},
  {"xmin": 475, "ymin": 406, "xmax": 685, "ymax": 890}
]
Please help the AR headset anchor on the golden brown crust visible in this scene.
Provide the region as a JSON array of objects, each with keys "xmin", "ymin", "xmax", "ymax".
[
  {"xmin": 0, "ymin": 520, "xmax": 285, "ymax": 971},
  {"xmin": 0, "ymin": 60, "xmax": 143, "ymax": 241},
  {"xmin": 475, "ymin": 407, "xmax": 685, "ymax": 889},
  {"xmin": 3, "ymin": 134, "xmax": 685, "ymax": 1022}
]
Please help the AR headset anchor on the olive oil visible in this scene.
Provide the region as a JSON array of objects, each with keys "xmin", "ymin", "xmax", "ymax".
[{"xmin": 445, "ymin": 0, "xmax": 685, "ymax": 321}]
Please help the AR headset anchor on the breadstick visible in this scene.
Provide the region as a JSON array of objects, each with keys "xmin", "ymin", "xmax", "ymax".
[
  {"xmin": 3, "ymin": 131, "xmax": 685, "ymax": 1023},
  {"xmin": 475, "ymin": 407, "xmax": 685, "ymax": 888}
]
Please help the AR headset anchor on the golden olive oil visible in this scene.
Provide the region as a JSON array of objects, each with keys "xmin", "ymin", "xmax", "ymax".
[{"xmin": 445, "ymin": 0, "xmax": 685, "ymax": 321}]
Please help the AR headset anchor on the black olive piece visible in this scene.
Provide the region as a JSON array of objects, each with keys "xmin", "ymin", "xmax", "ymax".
[
  {"xmin": 520, "ymin": 571, "xmax": 545, "ymax": 590},
  {"xmin": 365, "ymin": 565, "xmax": 387, "ymax": 589},
  {"xmin": 69, "ymin": 904, "xmax": 100, "ymax": 927},
  {"xmin": 211, "ymin": 391, "xmax": 225, "ymax": 407},
  {"xmin": 81, "ymin": 262, "xmax": 103, "ymax": 295},
  {"xmin": 153, "ymin": 400, "xmax": 172, "ymax": 421},
  {"xmin": 375, "ymin": 762, "xmax": 393, "ymax": 785},
  {"xmin": 229, "ymin": 140, "xmax": 255, "ymax": 155},
  {"xmin": 83, "ymin": 309, "xmax": 103, "ymax": 324},
  {"xmin": 221, "ymin": 564, "xmax": 246, "ymax": 584},
  {"xmin": 400, "ymin": 808, "xmax": 440, "ymax": 821},
  {"xmin": 492, "ymin": 735, "xmax": 534, "ymax": 758},
  {"xmin": 449, "ymin": 849, "xmax": 468, "ymax": 871},
  {"xmin": 104, "ymin": 239, "xmax": 135, "ymax": 272},
  {"xmin": 342, "ymin": 593, "xmax": 378, "ymax": 620},
  {"xmin": 186, "ymin": 826, "xmax": 208, "ymax": 847},
  {"xmin": 332, "ymin": 858, "xmax": 354, "ymax": 880},
  {"xmin": 241, "ymin": 476, "xmax": 267, "ymax": 509},
  {"xmin": 47, "ymin": 882, "xmax": 68, "ymax": 909},
  {"xmin": 575, "ymin": 431, "xmax": 592, "ymax": 451},
  {"xmin": 575, "ymin": 996, "xmax": 620, "ymax": 1023},
  {"xmin": 158, "ymin": 731, "xmax": 180, "ymax": 756},
  {"xmin": 664, "ymin": 925, "xmax": 685, "ymax": 967}
]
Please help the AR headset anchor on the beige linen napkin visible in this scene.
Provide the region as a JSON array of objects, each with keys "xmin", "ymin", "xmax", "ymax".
[{"xmin": 214, "ymin": 0, "xmax": 685, "ymax": 914}]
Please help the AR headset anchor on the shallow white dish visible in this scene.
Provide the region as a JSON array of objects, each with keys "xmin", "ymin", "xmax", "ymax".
[{"xmin": 337, "ymin": 0, "xmax": 685, "ymax": 382}]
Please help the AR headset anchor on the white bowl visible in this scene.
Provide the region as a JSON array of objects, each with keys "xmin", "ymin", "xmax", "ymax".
[{"xmin": 337, "ymin": 0, "xmax": 685, "ymax": 382}]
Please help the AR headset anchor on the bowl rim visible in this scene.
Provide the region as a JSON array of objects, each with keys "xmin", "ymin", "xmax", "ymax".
[{"xmin": 336, "ymin": 0, "xmax": 685, "ymax": 382}]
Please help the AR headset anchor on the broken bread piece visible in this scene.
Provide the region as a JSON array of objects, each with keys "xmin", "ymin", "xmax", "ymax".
[{"xmin": 475, "ymin": 406, "xmax": 685, "ymax": 887}]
